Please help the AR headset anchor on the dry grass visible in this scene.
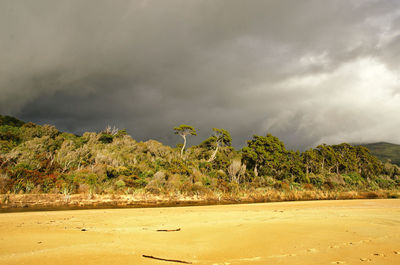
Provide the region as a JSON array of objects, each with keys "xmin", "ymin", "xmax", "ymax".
[{"xmin": 1, "ymin": 188, "xmax": 399, "ymax": 212}]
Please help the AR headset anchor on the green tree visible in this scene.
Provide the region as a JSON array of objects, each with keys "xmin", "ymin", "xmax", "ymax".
[
  {"xmin": 355, "ymin": 146, "xmax": 383, "ymax": 178},
  {"xmin": 285, "ymin": 150, "xmax": 305, "ymax": 182},
  {"xmin": 174, "ymin": 124, "xmax": 197, "ymax": 157},
  {"xmin": 332, "ymin": 143, "xmax": 357, "ymax": 175},
  {"xmin": 242, "ymin": 134, "xmax": 289, "ymax": 178},
  {"xmin": 302, "ymin": 148, "xmax": 319, "ymax": 177},
  {"xmin": 316, "ymin": 144, "xmax": 337, "ymax": 173}
]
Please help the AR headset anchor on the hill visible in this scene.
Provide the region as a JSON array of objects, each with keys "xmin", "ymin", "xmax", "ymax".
[{"xmin": 358, "ymin": 142, "xmax": 400, "ymax": 166}]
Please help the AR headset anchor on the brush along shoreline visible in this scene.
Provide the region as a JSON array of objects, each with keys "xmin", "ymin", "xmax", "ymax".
[{"xmin": 1, "ymin": 189, "xmax": 399, "ymax": 212}]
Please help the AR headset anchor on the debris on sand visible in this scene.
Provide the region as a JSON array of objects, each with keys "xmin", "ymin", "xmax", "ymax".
[
  {"xmin": 142, "ymin": 254, "xmax": 192, "ymax": 264},
  {"xmin": 156, "ymin": 228, "xmax": 181, "ymax": 232}
]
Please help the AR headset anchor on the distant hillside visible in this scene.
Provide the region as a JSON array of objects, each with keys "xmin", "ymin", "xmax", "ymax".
[{"xmin": 358, "ymin": 142, "xmax": 400, "ymax": 166}]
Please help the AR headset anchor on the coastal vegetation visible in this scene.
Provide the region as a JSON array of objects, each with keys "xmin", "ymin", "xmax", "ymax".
[{"xmin": 0, "ymin": 114, "xmax": 399, "ymax": 206}]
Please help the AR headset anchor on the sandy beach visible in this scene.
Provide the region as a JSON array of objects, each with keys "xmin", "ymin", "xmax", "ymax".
[{"xmin": 0, "ymin": 199, "xmax": 399, "ymax": 265}]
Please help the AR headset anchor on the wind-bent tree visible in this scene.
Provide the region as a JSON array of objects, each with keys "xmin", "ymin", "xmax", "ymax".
[
  {"xmin": 207, "ymin": 128, "xmax": 232, "ymax": 162},
  {"xmin": 174, "ymin": 124, "xmax": 197, "ymax": 157}
]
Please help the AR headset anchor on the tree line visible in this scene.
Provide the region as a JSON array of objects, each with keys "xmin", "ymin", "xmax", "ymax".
[{"xmin": 0, "ymin": 116, "xmax": 399, "ymax": 195}]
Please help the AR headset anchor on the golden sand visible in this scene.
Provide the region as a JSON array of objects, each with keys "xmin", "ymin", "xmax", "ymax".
[{"xmin": 0, "ymin": 199, "xmax": 399, "ymax": 264}]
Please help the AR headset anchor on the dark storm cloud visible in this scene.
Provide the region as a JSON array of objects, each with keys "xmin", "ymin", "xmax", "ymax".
[{"xmin": 1, "ymin": 0, "xmax": 400, "ymax": 149}]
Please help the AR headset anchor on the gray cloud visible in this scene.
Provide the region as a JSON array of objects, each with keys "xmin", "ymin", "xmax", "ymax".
[{"xmin": 1, "ymin": 0, "xmax": 400, "ymax": 149}]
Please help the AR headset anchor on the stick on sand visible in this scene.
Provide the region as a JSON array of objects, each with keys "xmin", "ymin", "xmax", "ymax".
[
  {"xmin": 142, "ymin": 254, "xmax": 192, "ymax": 264},
  {"xmin": 156, "ymin": 228, "xmax": 181, "ymax": 232}
]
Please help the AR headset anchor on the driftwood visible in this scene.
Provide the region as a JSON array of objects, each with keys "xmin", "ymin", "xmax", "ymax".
[
  {"xmin": 156, "ymin": 228, "xmax": 181, "ymax": 232},
  {"xmin": 142, "ymin": 255, "xmax": 192, "ymax": 264}
]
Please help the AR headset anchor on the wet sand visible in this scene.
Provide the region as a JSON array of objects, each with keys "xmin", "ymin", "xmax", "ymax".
[{"xmin": 0, "ymin": 199, "xmax": 399, "ymax": 265}]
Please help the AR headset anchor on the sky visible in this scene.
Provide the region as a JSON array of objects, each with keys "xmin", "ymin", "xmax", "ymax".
[{"xmin": 1, "ymin": 0, "xmax": 400, "ymax": 150}]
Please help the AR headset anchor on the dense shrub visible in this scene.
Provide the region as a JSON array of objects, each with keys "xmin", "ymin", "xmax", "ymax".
[
  {"xmin": 98, "ymin": 133, "xmax": 114, "ymax": 144},
  {"xmin": 374, "ymin": 177, "xmax": 396, "ymax": 189},
  {"xmin": 342, "ymin": 173, "xmax": 365, "ymax": 187}
]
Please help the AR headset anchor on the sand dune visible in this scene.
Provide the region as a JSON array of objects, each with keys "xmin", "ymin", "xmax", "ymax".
[{"xmin": 0, "ymin": 199, "xmax": 399, "ymax": 264}]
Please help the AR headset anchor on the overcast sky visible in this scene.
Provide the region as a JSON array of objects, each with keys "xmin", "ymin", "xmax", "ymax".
[{"xmin": 1, "ymin": 0, "xmax": 400, "ymax": 150}]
